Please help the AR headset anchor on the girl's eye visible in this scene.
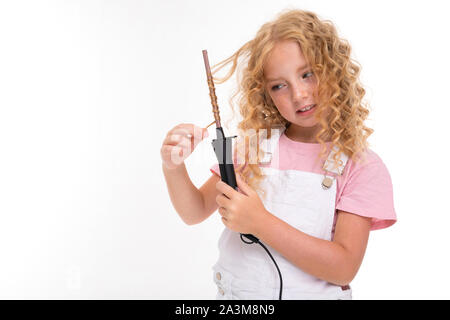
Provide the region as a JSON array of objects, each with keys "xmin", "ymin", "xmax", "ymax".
[
  {"xmin": 303, "ymin": 71, "xmax": 313, "ymax": 79},
  {"xmin": 271, "ymin": 84, "xmax": 283, "ymax": 91},
  {"xmin": 271, "ymin": 72, "xmax": 313, "ymax": 91}
]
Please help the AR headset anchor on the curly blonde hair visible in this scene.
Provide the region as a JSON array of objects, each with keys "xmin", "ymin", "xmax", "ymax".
[{"xmin": 211, "ymin": 8, "xmax": 374, "ymax": 199}]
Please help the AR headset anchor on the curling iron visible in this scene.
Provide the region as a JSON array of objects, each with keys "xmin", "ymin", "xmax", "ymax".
[
  {"xmin": 201, "ymin": 50, "xmax": 258, "ymax": 244},
  {"xmin": 202, "ymin": 49, "xmax": 283, "ymax": 299}
]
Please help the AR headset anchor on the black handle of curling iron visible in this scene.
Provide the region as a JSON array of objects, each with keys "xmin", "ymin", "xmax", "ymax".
[{"xmin": 211, "ymin": 127, "xmax": 259, "ymax": 243}]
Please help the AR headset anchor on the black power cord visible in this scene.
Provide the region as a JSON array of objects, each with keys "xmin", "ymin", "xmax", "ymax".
[{"xmin": 240, "ymin": 234, "xmax": 283, "ymax": 300}]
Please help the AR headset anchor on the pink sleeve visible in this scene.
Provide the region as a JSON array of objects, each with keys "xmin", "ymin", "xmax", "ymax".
[{"xmin": 336, "ymin": 156, "xmax": 397, "ymax": 231}]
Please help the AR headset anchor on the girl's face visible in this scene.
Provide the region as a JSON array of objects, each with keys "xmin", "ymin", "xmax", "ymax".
[{"xmin": 264, "ymin": 40, "xmax": 320, "ymax": 128}]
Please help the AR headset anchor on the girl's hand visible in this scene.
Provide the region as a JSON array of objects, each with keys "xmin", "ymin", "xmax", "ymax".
[
  {"xmin": 215, "ymin": 173, "xmax": 269, "ymax": 235},
  {"xmin": 160, "ymin": 123, "xmax": 209, "ymax": 170}
]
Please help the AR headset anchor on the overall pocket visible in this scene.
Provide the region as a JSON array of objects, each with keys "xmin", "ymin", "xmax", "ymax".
[
  {"xmin": 212, "ymin": 265, "xmax": 232, "ymax": 300},
  {"xmin": 212, "ymin": 264, "xmax": 276, "ymax": 300}
]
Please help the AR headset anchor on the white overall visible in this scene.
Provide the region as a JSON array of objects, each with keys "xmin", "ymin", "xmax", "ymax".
[{"xmin": 212, "ymin": 128, "xmax": 352, "ymax": 300}]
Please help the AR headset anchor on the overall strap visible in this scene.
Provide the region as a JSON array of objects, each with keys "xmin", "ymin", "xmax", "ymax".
[
  {"xmin": 322, "ymin": 144, "xmax": 349, "ymax": 175},
  {"xmin": 321, "ymin": 145, "xmax": 349, "ymax": 190},
  {"xmin": 323, "ymin": 144, "xmax": 351, "ymax": 292}
]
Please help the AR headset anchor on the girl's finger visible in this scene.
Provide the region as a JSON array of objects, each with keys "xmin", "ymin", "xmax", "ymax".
[{"xmin": 164, "ymin": 134, "xmax": 191, "ymax": 147}]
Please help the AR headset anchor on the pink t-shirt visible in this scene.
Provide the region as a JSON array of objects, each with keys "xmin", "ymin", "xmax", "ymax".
[{"xmin": 210, "ymin": 132, "xmax": 397, "ymax": 231}]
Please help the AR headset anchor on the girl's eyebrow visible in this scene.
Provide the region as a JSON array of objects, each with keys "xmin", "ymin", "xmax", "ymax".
[{"xmin": 265, "ymin": 64, "xmax": 310, "ymax": 82}]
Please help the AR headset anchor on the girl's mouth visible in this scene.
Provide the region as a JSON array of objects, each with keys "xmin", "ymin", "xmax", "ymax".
[{"xmin": 296, "ymin": 104, "xmax": 316, "ymax": 116}]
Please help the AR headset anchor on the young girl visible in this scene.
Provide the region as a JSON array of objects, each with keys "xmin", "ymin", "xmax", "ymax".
[{"xmin": 161, "ymin": 9, "xmax": 396, "ymax": 300}]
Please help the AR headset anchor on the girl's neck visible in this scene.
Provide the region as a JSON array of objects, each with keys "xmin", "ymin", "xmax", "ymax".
[{"xmin": 285, "ymin": 124, "xmax": 324, "ymax": 143}]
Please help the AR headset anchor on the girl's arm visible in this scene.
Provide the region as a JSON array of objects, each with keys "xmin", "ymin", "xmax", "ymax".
[
  {"xmin": 254, "ymin": 209, "xmax": 371, "ymax": 286},
  {"xmin": 163, "ymin": 163, "xmax": 220, "ymax": 225}
]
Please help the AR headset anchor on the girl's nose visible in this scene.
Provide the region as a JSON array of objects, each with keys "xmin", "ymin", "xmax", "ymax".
[{"xmin": 292, "ymin": 82, "xmax": 308, "ymax": 103}]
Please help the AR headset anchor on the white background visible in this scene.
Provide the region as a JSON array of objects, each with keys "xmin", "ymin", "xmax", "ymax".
[{"xmin": 0, "ymin": 0, "xmax": 449, "ymax": 299}]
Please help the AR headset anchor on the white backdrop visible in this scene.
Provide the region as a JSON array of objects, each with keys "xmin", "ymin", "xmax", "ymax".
[{"xmin": 0, "ymin": 0, "xmax": 449, "ymax": 299}]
